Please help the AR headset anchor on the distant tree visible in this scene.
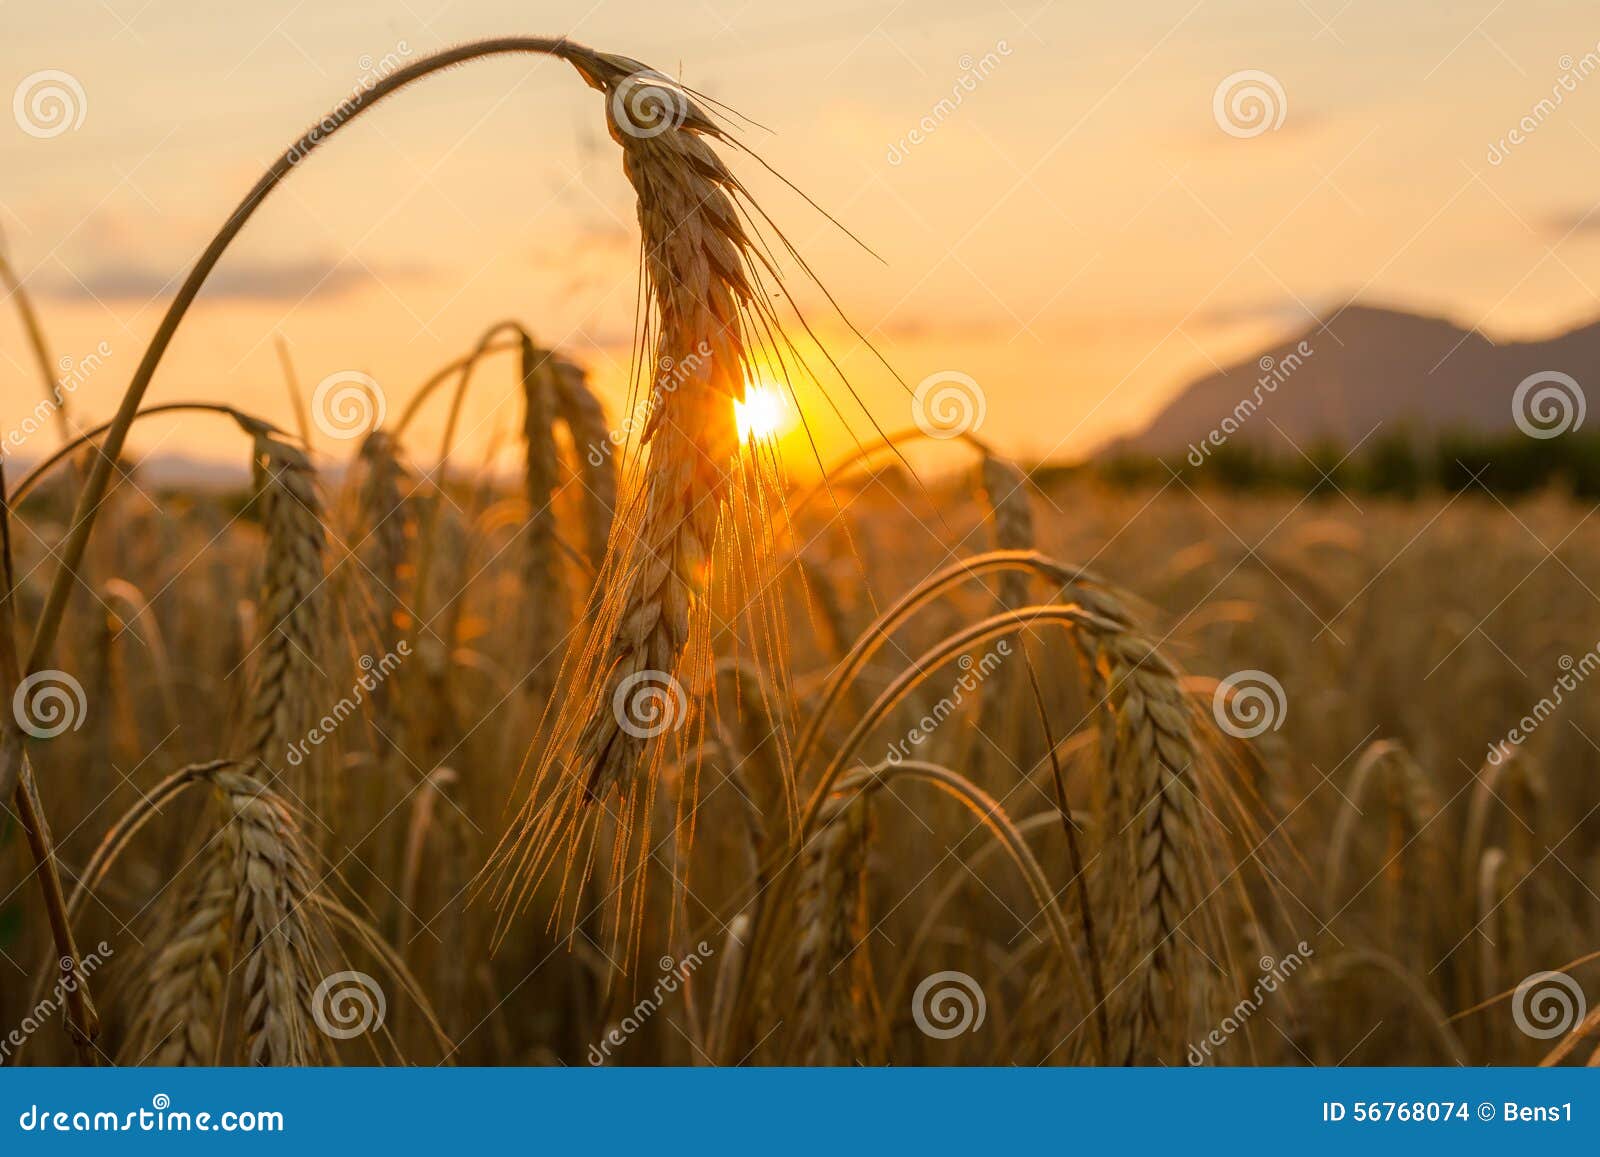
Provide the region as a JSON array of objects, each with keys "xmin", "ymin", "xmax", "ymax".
[{"xmin": 1362, "ymin": 428, "xmax": 1422, "ymax": 498}]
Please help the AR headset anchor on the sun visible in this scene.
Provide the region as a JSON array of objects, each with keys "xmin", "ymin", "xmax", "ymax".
[{"xmin": 733, "ymin": 381, "xmax": 792, "ymax": 442}]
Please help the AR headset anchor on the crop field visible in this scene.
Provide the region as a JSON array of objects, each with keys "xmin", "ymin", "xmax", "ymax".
[{"xmin": 2, "ymin": 33, "xmax": 1598, "ymax": 1070}]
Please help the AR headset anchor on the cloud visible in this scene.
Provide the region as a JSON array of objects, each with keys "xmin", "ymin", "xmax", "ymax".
[
  {"xmin": 39, "ymin": 255, "xmax": 436, "ymax": 303},
  {"xmin": 1194, "ymin": 298, "xmax": 1332, "ymax": 330}
]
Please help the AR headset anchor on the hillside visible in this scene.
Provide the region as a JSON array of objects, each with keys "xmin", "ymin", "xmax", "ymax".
[{"xmin": 1115, "ymin": 304, "xmax": 1599, "ymax": 459}]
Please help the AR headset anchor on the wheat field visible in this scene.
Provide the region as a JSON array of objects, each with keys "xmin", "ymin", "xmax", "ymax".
[{"xmin": 2, "ymin": 38, "xmax": 1598, "ymax": 1069}]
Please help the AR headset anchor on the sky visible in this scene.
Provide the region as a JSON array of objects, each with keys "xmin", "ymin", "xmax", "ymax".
[{"xmin": 4, "ymin": 0, "xmax": 1600, "ymax": 475}]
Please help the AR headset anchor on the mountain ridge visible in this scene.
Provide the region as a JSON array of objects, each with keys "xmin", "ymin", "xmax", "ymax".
[{"xmin": 1112, "ymin": 303, "xmax": 1600, "ymax": 460}]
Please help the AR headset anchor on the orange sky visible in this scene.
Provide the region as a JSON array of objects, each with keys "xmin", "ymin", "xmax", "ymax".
[{"xmin": 5, "ymin": 0, "xmax": 1600, "ymax": 476}]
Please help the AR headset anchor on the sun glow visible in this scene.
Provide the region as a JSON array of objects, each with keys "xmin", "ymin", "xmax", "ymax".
[{"xmin": 734, "ymin": 382, "xmax": 792, "ymax": 442}]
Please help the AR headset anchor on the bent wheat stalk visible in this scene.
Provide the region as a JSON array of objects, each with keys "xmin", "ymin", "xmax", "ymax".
[{"xmin": 27, "ymin": 36, "xmax": 636, "ymax": 679}]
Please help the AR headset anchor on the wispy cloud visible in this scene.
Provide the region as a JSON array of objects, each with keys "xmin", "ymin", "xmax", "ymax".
[{"xmin": 39, "ymin": 255, "xmax": 436, "ymax": 303}]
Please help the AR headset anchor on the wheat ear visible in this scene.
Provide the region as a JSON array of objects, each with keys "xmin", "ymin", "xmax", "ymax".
[
  {"xmin": 520, "ymin": 337, "xmax": 567, "ymax": 697},
  {"xmin": 1098, "ymin": 627, "xmax": 1203, "ymax": 1064},
  {"xmin": 130, "ymin": 851, "xmax": 234, "ymax": 1065},
  {"xmin": 977, "ymin": 456, "xmax": 1035, "ymax": 752},
  {"xmin": 568, "ymin": 55, "xmax": 753, "ymax": 799},
  {"xmin": 356, "ymin": 429, "xmax": 412, "ymax": 647},
  {"xmin": 242, "ymin": 435, "xmax": 327, "ymax": 794},
  {"xmin": 216, "ymin": 766, "xmax": 326, "ymax": 1066},
  {"xmin": 489, "ymin": 57, "xmax": 778, "ymax": 949},
  {"xmin": 792, "ymin": 787, "xmax": 875, "ymax": 1065},
  {"xmin": 980, "ymin": 455, "xmax": 1035, "ymax": 612},
  {"xmin": 551, "ymin": 358, "xmax": 618, "ymax": 568}
]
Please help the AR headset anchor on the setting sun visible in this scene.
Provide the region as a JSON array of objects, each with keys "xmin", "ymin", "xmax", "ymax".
[{"xmin": 734, "ymin": 382, "xmax": 792, "ymax": 442}]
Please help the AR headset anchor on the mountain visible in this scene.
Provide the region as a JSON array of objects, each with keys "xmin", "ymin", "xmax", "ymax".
[{"xmin": 1113, "ymin": 304, "xmax": 1600, "ymax": 460}]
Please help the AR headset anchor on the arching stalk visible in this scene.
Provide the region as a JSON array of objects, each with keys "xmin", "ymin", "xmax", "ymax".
[
  {"xmin": 12, "ymin": 403, "xmax": 280, "ymax": 503},
  {"xmin": 28, "ymin": 36, "xmax": 582, "ymax": 676},
  {"xmin": 794, "ymin": 551, "xmax": 1114, "ymax": 772}
]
